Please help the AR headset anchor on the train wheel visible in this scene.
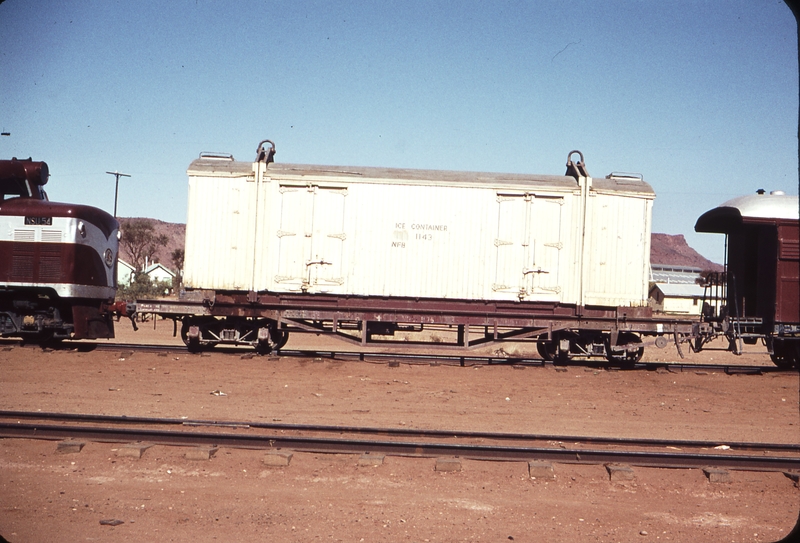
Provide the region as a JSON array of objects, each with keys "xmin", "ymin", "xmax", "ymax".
[
  {"xmin": 254, "ymin": 324, "xmax": 289, "ymax": 354},
  {"xmin": 605, "ymin": 332, "xmax": 644, "ymax": 365},
  {"xmin": 180, "ymin": 319, "xmax": 200, "ymax": 352},
  {"xmin": 180, "ymin": 317, "xmax": 217, "ymax": 353},
  {"xmin": 536, "ymin": 338, "xmax": 557, "ymax": 361},
  {"xmin": 770, "ymin": 339, "xmax": 799, "ymax": 369},
  {"xmin": 273, "ymin": 329, "xmax": 289, "ymax": 349}
]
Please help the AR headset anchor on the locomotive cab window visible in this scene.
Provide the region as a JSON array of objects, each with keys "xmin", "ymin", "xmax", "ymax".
[{"xmin": 1, "ymin": 179, "xmax": 29, "ymax": 200}]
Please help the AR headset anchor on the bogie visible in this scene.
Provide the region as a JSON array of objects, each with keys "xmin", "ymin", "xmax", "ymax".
[
  {"xmin": 537, "ymin": 331, "xmax": 643, "ymax": 365},
  {"xmin": 180, "ymin": 316, "xmax": 289, "ymax": 354}
]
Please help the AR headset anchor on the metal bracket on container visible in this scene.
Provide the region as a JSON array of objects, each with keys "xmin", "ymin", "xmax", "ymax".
[
  {"xmin": 565, "ymin": 150, "xmax": 590, "ymax": 178},
  {"xmin": 523, "ymin": 268, "xmax": 549, "ymax": 275},
  {"xmin": 255, "ymin": 139, "xmax": 276, "ymax": 163}
]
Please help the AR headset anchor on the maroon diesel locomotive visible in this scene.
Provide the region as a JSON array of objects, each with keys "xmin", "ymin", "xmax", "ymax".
[{"xmin": 0, "ymin": 158, "xmax": 119, "ymax": 341}]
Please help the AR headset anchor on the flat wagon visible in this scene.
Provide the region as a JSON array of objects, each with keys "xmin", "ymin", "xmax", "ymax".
[{"xmin": 135, "ymin": 140, "xmax": 705, "ymax": 361}]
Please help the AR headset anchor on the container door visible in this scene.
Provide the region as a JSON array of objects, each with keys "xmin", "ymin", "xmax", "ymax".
[
  {"xmin": 307, "ymin": 186, "xmax": 347, "ymax": 291},
  {"xmin": 274, "ymin": 184, "xmax": 311, "ymax": 289},
  {"xmin": 493, "ymin": 194, "xmax": 528, "ymax": 296},
  {"xmin": 524, "ymin": 196, "xmax": 563, "ymax": 301},
  {"xmin": 493, "ymin": 193, "xmax": 563, "ymax": 301},
  {"xmin": 274, "ymin": 184, "xmax": 347, "ymax": 292}
]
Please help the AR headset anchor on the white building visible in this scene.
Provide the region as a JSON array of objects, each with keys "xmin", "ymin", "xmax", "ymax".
[
  {"xmin": 142, "ymin": 262, "xmax": 176, "ymax": 284},
  {"xmin": 117, "ymin": 259, "xmax": 135, "ymax": 287},
  {"xmin": 648, "ymin": 265, "xmax": 721, "ymax": 315}
]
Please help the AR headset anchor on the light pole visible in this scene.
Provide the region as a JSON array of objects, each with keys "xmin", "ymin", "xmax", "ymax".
[{"xmin": 105, "ymin": 170, "xmax": 130, "ymax": 217}]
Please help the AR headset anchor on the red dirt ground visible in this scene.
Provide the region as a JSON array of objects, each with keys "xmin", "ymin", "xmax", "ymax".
[{"xmin": 0, "ymin": 322, "xmax": 798, "ymax": 542}]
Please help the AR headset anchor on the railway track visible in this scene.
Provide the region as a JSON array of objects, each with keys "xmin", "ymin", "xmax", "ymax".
[
  {"xmin": 5, "ymin": 337, "xmax": 787, "ymax": 374},
  {"xmin": 1, "ymin": 411, "xmax": 798, "ymax": 472}
]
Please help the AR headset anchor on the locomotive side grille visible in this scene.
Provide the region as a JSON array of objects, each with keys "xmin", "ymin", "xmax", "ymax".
[
  {"xmin": 11, "ymin": 246, "xmax": 34, "ymax": 280},
  {"xmin": 39, "ymin": 257, "xmax": 62, "ymax": 280},
  {"xmin": 39, "ymin": 246, "xmax": 63, "ymax": 281},
  {"xmin": 13, "ymin": 229, "xmax": 35, "ymax": 242}
]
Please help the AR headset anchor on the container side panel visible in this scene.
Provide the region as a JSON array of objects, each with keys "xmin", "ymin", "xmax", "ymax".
[
  {"xmin": 336, "ymin": 183, "xmax": 504, "ymax": 300},
  {"xmin": 184, "ymin": 176, "xmax": 255, "ymax": 290},
  {"xmin": 185, "ymin": 159, "xmax": 651, "ymax": 308},
  {"xmin": 583, "ymin": 193, "xmax": 652, "ymax": 306}
]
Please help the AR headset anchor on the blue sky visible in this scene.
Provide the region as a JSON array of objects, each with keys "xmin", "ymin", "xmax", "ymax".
[{"xmin": 1, "ymin": 1, "xmax": 797, "ymax": 264}]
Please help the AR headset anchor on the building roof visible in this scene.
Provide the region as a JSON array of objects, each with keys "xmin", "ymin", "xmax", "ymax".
[
  {"xmin": 650, "ymin": 282, "xmax": 706, "ymax": 298},
  {"xmin": 142, "ymin": 262, "xmax": 176, "ymax": 278},
  {"xmin": 649, "ymin": 265, "xmax": 702, "ymax": 285}
]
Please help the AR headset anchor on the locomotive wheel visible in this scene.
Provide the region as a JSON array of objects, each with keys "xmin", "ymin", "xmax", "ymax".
[
  {"xmin": 605, "ymin": 332, "xmax": 644, "ymax": 365},
  {"xmin": 770, "ymin": 339, "xmax": 799, "ymax": 369}
]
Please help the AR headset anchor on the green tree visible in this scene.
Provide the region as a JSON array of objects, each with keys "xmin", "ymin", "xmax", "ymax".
[
  {"xmin": 171, "ymin": 248, "xmax": 184, "ymax": 271},
  {"xmin": 171, "ymin": 248, "xmax": 185, "ymax": 291},
  {"xmin": 116, "ymin": 273, "xmax": 171, "ymax": 301},
  {"xmin": 119, "ymin": 218, "xmax": 169, "ymax": 275}
]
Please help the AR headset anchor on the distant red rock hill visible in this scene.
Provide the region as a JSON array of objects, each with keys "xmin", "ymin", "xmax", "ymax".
[
  {"xmin": 650, "ymin": 233, "xmax": 723, "ymax": 271},
  {"xmin": 119, "ymin": 219, "xmax": 722, "ymax": 273}
]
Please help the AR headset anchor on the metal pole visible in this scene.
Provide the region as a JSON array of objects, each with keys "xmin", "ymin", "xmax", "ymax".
[{"xmin": 105, "ymin": 171, "xmax": 130, "ymax": 217}]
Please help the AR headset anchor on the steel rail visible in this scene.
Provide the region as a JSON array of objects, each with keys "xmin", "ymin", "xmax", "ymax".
[
  {"xmin": 1, "ymin": 410, "xmax": 799, "ymax": 455},
  {"xmin": 0, "ymin": 421, "xmax": 798, "ymax": 471},
  {"xmin": 41, "ymin": 340, "xmax": 786, "ymax": 374},
  {"xmin": 0, "ymin": 416, "xmax": 800, "ymax": 471}
]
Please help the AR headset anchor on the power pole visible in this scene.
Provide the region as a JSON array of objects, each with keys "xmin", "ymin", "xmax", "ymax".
[{"xmin": 106, "ymin": 170, "xmax": 130, "ymax": 217}]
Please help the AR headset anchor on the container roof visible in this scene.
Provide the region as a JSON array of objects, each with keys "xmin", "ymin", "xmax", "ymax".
[{"xmin": 187, "ymin": 156, "xmax": 655, "ymax": 197}]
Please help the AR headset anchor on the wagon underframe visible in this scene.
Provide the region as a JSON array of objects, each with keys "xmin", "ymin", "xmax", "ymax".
[{"xmin": 132, "ymin": 291, "xmax": 705, "ymax": 361}]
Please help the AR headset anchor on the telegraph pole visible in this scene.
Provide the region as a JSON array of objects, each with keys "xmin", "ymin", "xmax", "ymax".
[{"xmin": 106, "ymin": 170, "xmax": 130, "ymax": 217}]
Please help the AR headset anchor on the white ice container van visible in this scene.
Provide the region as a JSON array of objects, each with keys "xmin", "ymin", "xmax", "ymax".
[{"xmin": 183, "ymin": 147, "xmax": 654, "ymax": 309}]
